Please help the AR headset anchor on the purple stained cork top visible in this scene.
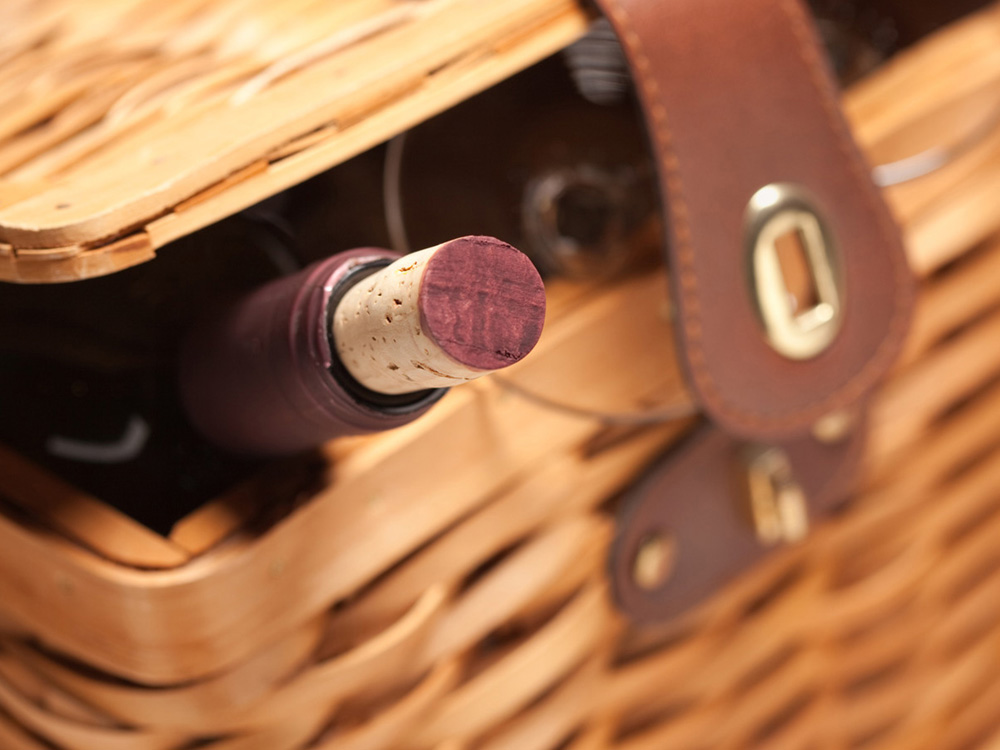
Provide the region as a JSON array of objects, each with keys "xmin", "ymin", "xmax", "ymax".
[{"xmin": 418, "ymin": 236, "xmax": 547, "ymax": 372}]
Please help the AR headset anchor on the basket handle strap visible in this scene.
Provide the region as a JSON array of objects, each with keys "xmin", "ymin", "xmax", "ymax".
[
  {"xmin": 595, "ymin": 0, "xmax": 915, "ymax": 623},
  {"xmin": 594, "ymin": 0, "xmax": 915, "ymax": 441}
]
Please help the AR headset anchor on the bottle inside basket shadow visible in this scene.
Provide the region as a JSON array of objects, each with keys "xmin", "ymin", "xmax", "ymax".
[
  {"xmin": 0, "ymin": 206, "xmax": 544, "ymax": 534},
  {"xmin": 381, "ymin": 49, "xmax": 663, "ymax": 281},
  {"xmin": 0, "ymin": 214, "xmax": 295, "ymax": 533}
]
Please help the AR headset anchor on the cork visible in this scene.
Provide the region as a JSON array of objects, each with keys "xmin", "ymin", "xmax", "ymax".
[{"xmin": 332, "ymin": 236, "xmax": 546, "ymax": 394}]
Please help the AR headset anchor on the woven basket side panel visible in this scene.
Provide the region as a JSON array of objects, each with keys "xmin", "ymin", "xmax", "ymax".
[{"xmin": 0, "ymin": 4, "xmax": 999, "ymax": 750}]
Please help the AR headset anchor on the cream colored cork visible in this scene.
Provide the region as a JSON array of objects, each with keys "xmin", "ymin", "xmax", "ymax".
[{"xmin": 332, "ymin": 236, "xmax": 546, "ymax": 395}]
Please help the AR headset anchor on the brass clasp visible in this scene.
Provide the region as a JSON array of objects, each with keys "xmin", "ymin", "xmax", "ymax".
[
  {"xmin": 744, "ymin": 444, "xmax": 809, "ymax": 546},
  {"xmin": 746, "ymin": 184, "xmax": 843, "ymax": 360}
]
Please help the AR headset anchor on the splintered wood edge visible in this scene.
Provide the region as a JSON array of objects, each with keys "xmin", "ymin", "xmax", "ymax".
[
  {"xmin": 0, "ymin": 1, "xmax": 591, "ymax": 283},
  {"xmin": 0, "ymin": 445, "xmax": 190, "ymax": 569}
]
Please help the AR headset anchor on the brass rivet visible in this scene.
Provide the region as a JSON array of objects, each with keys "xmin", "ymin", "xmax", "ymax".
[
  {"xmin": 745, "ymin": 445, "xmax": 810, "ymax": 547},
  {"xmin": 745, "ymin": 183, "xmax": 843, "ymax": 360},
  {"xmin": 632, "ymin": 533, "xmax": 676, "ymax": 590},
  {"xmin": 812, "ymin": 409, "xmax": 856, "ymax": 444}
]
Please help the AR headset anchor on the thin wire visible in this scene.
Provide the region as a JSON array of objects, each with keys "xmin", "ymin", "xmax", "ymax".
[
  {"xmin": 491, "ymin": 375, "xmax": 698, "ymax": 426},
  {"xmin": 383, "ymin": 131, "xmax": 411, "ymax": 254},
  {"xmin": 872, "ymin": 101, "xmax": 1000, "ymax": 186}
]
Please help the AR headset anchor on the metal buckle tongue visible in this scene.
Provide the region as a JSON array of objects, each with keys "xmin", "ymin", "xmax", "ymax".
[{"xmin": 746, "ymin": 183, "xmax": 844, "ymax": 361}]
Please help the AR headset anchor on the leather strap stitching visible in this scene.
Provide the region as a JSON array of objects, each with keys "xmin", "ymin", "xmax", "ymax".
[
  {"xmin": 776, "ymin": 0, "xmax": 914, "ymax": 406},
  {"xmin": 601, "ymin": 0, "xmax": 914, "ymax": 430}
]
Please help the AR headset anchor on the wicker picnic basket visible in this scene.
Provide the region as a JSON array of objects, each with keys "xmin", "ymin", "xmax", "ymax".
[{"xmin": 1, "ymin": 0, "xmax": 1000, "ymax": 748}]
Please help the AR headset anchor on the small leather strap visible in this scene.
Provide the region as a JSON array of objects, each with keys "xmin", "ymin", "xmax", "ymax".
[
  {"xmin": 597, "ymin": 0, "xmax": 917, "ymax": 624},
  {"xmin": 610, "ymin": 421, "xmax": 865, "ymax": 623},
  {"xmin": 594, "ymin": 0, "xmax": 915, "ymax": 440}
]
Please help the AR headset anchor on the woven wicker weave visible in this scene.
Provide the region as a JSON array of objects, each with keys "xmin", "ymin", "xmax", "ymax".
[
  {"xmin": 0, "ymin": 0, "xmax": 588, "ymax": 281},
  {"xmin": 1, "ymin": 1, "xmax": 1000, "ymax": 749}
]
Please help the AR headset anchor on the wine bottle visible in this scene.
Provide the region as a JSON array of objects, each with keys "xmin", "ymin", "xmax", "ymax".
[{"xmin": 179, "ymin": 235, "xmax": 546, "ymax": 456}]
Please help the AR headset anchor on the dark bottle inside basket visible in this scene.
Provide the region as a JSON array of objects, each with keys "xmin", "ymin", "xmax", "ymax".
[
  {"xmin": 178, "ymin": 233, "xmax": 545, "ymax": 457},
  {"xmin": 396, "ymin": 51, "xmax": 662, "ymax": 281},
  {"xmin": 0, "ymin": 212, "xmax": 545, "ymax": 532}
]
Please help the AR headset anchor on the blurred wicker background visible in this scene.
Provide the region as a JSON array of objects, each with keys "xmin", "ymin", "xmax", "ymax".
[{"xmin": 0, "ymin": 1, "xmax": 998, "ymax": 749}]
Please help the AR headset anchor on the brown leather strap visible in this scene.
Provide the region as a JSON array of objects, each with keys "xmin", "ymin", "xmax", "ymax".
[
  {"xmin": 595, "ymin": 0, "xmax": 915, "ymax": 440},
  {"xmin": 610, "ymin": 421, "xmax": 866, "ymax": 623},
  {"xmin": 596, "ymin": 0, "xmax": 916, "ymax": 624}
]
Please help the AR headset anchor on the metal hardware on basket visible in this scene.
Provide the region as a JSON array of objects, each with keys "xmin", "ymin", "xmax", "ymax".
[
  {"xmin": 610, "ymin": 424, "xmax": 865, "ymax": 625},
  {"xmin": 631, "ymin": 532, "xmax": 676, "ymax": 590},
  {"xmin": 745, "ymin": 183, "xmax": 844, "ymax": 361},
  {"xmin": 521, "ymin": 164, "xmax": 649, "ymax": 280},
  {"xmin": 562, "ymin": 17, "xmax": 631, "ymax": 106},
  {"xmin": 872, "ymin": 101, "xmax": 1000, "ymax": 187},
  {"xmin": 744, "ymin": 444, "xmax": 810, "ymax": 546},
  {"xmin": 812, "ymin": 408, "xmax": 857, "ymax": 444}
]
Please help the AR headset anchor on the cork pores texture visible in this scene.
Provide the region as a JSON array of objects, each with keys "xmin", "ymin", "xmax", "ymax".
[
  {"xmin": 419, "ymin": 236, "xmax": 546, "ymax": 371},
  {"xmin": 333, "ymin": 236, "xmax": 545, "ymax": 395}
]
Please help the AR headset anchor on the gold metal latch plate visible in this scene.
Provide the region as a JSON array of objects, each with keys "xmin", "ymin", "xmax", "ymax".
[{"xmin": 746, "ymin": 183, "xmax": 844, "ymax": 360}]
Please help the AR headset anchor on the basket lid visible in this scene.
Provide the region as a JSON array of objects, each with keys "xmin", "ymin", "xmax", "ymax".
[{"xmin": 0, "ymin": 0, "xmax": 589, "ymax": 283}]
